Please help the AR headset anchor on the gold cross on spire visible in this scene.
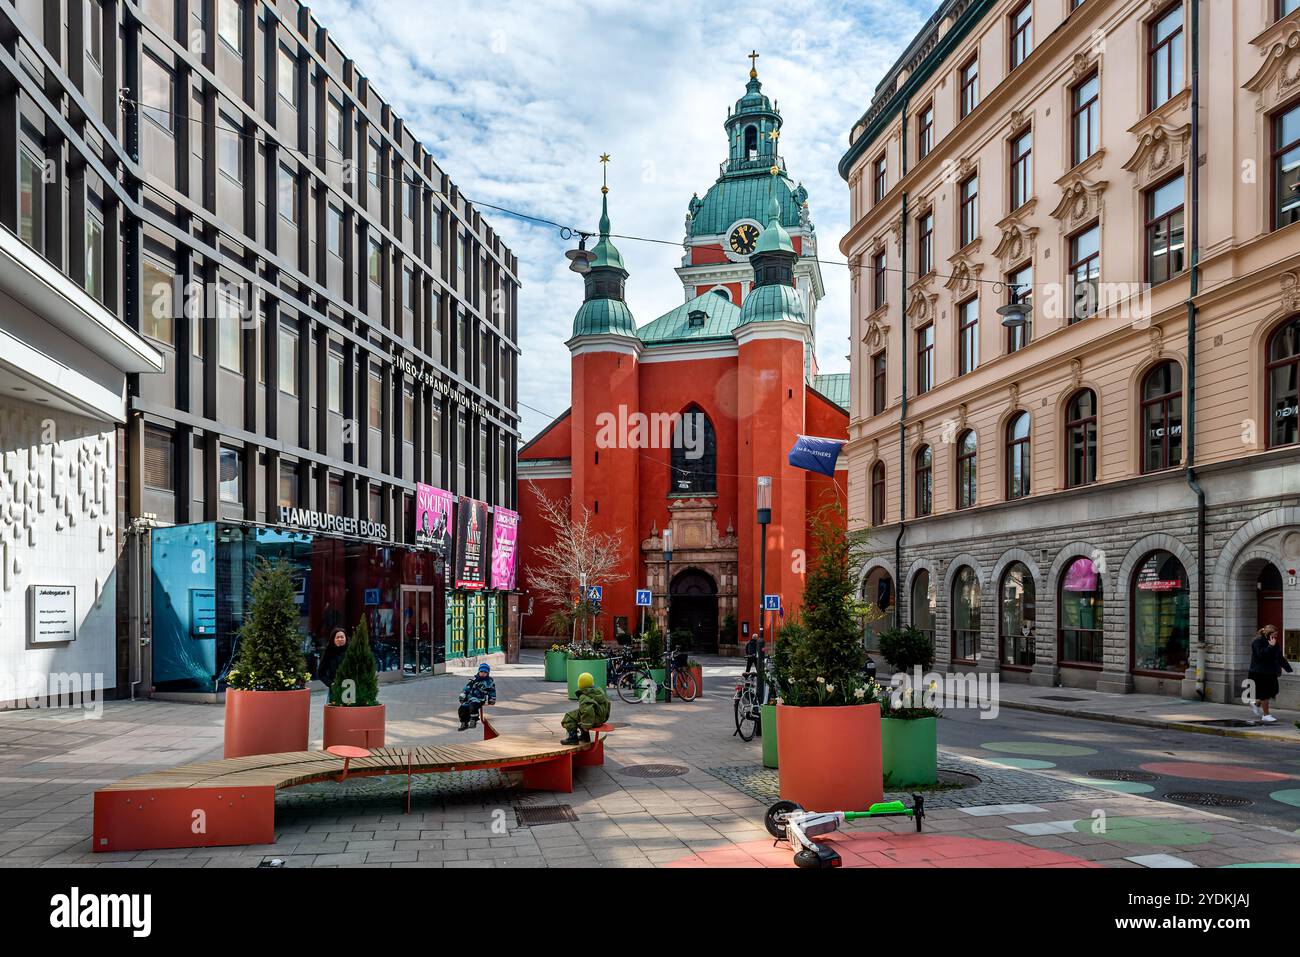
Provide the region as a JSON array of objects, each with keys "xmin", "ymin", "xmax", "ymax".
[
  {"xmin": 748, "ymin": 50, "xmax": 760, "ymax": 78},
  {"xmin": 600, "ymin": 153, "xmax": 611, "ymax": 194}
]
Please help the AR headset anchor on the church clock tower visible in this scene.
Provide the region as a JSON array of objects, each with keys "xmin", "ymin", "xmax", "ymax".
[{"xmin": 676, "ymin": 54, "xmax": 825, "ymax": 368}]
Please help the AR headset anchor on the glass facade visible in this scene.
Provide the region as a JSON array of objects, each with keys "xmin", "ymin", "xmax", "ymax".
[
  {"xmin": 999, "ymin": 562, "xmax": 1036, "ymax": 667},
  {"xmin": 1132, "ymin": 550, "xmax": 1189, "ymax": 674},
  {"xmin": 1059, "ymin": 556, "xmax": 1104, "ymax": 664}
]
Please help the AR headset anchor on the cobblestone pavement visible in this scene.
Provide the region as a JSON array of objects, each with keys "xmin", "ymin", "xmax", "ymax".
[{"xmin": 0, "ymin": 653, "xmax": 1296, "ymax": 868}]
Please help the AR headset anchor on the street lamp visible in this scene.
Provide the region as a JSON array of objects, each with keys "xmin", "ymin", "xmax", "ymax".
[
  {"xmin": 662, "ymin": 528, "xmax": 673, "ymax": 636},
  {"xmin": 756, "ymin": 476, "xmax": 772, "ymax": 706},
  {"xmin": 997, "ymin": 299, "xmax": 1033, "ymax": 328},
  {"xmin": 579, "ymin": 571, "xmax": 588, "ymax": 645}
]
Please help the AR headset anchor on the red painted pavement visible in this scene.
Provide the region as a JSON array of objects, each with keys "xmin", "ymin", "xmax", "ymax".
[
  {"xmin": 666, "ymin": 832, "xmax": 1100, "ymax": 868},
  {"xmin": 1139, "ymin": 762, "xmax": 1293, "ymax": 783}
]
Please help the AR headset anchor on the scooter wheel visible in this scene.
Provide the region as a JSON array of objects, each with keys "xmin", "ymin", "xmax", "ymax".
[
  {"xmin": 793, "ymin": 848, "xmax": 822, "ymax": 868},
  {"xmin": 764, "ymin": 800, "xmax": 804, "ymax": 839}
]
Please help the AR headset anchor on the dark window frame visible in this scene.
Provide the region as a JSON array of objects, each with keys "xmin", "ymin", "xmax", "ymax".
[
  {"xmin": 872, "ymin": 249, "xmax": 888, "ymax": 310},
  {"xmin": 1064, "ymin": 389, "xmax": 1098, "ymax": 488},
  {"xmin": 959, "ymin": 173, "xmax": 979, "ymax": 247},
  {"xmin": 917, "ymin": 210, "xmax": 934, "ymax": 276},
  {"xmin": 1068, "ymin": 222, "xmax": 1101, "ymax": 324},
  {"xmin": 918, "ymin": 102, "xmax": 934, "ymax": 160},
  {"xmin": 1071, "ymin": 71, "xmax": 1100, "ymax": 167},
  {"xmin": 1010, "ymin": 128, "xmax": 1032, "ymax": 211},
  {"xmin": 1266, "ymin": 316, "xmax": 1300, "ymax": 449},
  {"xmin": 916, "ymin": 322, "xmax": 935, "ymax": 395},
  {"xmin": 1141, "ymin": 361, "xmax": 1184, "ymax": 471},
  {"xmin": 871, "ymin": 460, "xmax": 887, "ymax": 526},
  {"xmin": 1009, "ymin": 1, "xmax": 1033, "ymax": 70},
  {"xmin": 956, "ymin": 429, "xmax": 977, "ymax": 510},
  {"xmin": 914, "ymin": 445, "xmax": 933, "ymax": 517},
  {"xmin": 872, "ymin": 350, "xmax": 887, "ymax": 416},
  {"xmin": 1147, "ymin": 3, "xmax": 1184, "ymax": 113},
  {"xmin": 1006, "ymin": 411, "xmax": 1031, "ymax": 500},
  {"xmin": 958, "ymin": 296, "xmax": 979, "ymax": 376},
  {"xmin": 1145, "ymin": 173, "xmax": 1186, "ymax": 285},
  {"xmin": 1272, "ymin": 98, "xmax": 1300, "ymax": 230},
  {"xmin": 960, "ymin": 55, "xmax": 979, "ymax": 118}
]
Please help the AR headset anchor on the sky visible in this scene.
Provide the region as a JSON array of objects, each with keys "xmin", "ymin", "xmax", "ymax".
[{"xmin": 309, "ymin": 0, "xmax": 935, "ymax": 440}]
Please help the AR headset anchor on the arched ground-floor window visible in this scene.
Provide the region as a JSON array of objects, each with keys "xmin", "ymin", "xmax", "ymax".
[
  {"xmin": 862, "ymin": 567, "xmax": 895, "ymax": 652},
  {"xmin": 1131, "ymin": 550, "xmax": 1189, "ymax": 675},
  {"xmin": 999, "ymin": 562, "xmax": 1036, "ymax": 669}
]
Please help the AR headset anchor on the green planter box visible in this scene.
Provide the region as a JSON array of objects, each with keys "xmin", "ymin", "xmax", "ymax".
[
  {"xmin": 881, "ymin": 716, "xmax": 937, "ymax": 787},
  {"xmin": 651, "ymin": 668, "xmax": 668, "ymax": 702},
  {"xmin": 760, "ymin": 703, "xmax": 778, "ymax": 768},
  {"xmin": 543, "ymin": 650, "xmax": 567, "ymax": 682},
  {"xmin": 566, "ymin": 657, "xmax": 607, "ymax": 700}
]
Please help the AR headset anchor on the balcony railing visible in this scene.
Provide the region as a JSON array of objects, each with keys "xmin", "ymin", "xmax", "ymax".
[{"xmin": 722, "ymin": 153, "xmax": 786, "ymax": 177}]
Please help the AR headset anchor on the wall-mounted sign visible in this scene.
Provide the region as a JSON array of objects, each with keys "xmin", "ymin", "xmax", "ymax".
[
  {"xmin": 454, "ymin": 496, "xmax": 491, "ymax": 590},
  {"xmin": 191, "ymin": 589, "xmax": 216, "ymax": 636},
  {"xmin": 277, "ymin": 506, "xmax": 388, "ymax": 541},
  {"xmin": 391, "ymin": 350, "xmax": 492, "ymax": 419},
  {"xmin": 414, "ymin": 484, "xmax": 456, "ymax": 558},
  {"xmin": 490, "ymin": 507, "xmax": 520, "ymax": 591},
  {"xmin": 364, "ymin": 588, "xmax": 381, "ymax": 606},
  {"xmin": 30, "ymin": 586, "xmax": 76, "ymax": 643}
]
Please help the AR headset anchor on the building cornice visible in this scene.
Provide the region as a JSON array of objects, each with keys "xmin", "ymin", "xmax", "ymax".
[
  {"xmin": 639, "ymin": 341, "xmax": 738, "ymax": 363},
  {"xmin": 732, "ymin": 319, "xmax": 813, "ymax": 347},
  {"xmin": 566, "ymin": 333, "xmax": 644, "ymax": 357}
]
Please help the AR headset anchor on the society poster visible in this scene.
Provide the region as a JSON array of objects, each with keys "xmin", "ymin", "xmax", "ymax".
[
  {"xmin": 414, "ymin": 483, "xmax": 456, "ymax": 561},
  {"xmin": 454, "ymin": 496, "xmax": 490, "ymax": 590}
]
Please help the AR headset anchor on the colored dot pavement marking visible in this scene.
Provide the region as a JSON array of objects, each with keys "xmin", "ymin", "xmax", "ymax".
[
  {"xmin": 1070, "ymin": 777, "xmax": 1155, "ymax": 795},
  {"xmin": 1072, "ymin": 817, "xmax": 1213, "ymax": 847},
  {"xmin": 990, "ymin": 758, "xmax": 1057, "ymax": 770},
  {"xmin": 666, "ymin": 832, "xmax": 1100, "ymax": 869},
  {"xmin": 1139, "ymin": 761, "xmax": 1292, "ymax": 783},
  {"xmin": 1269, "ymin": 788, "xmax": 1300, "ymax": 808},
  {"xmin": 981, "ymin": 741, "xmax": 1099, "ymax": 757}
]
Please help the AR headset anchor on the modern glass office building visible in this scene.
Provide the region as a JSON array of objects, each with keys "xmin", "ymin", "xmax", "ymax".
[{"xmin": 1, "ymin": 0, "xmax": 520, "ymax": 697}]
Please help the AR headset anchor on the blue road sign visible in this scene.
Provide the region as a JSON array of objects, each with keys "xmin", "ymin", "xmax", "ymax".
[
  {"xmin": 635, "ymin": 589, "xmax": 652, "ymax": 607},
  {"xmin": 587, "ymin": 585, "xmax": 603, "ymax": 601},
  {"xmin": 764, "ymin": 594, "xmax": 781, "ymax": 612},
  {"xmin": 364, "ymin": 588, "xmax": 381, "ymax": 606}
]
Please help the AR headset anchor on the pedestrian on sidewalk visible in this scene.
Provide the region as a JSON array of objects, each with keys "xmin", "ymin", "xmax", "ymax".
[
  {"xmin": 1247, "ymin": 624, "xmax": 1292, "ymax": 723},
  {"xmin": 317, "ymin": 627, "xmax": 348, "ymax": 688},
  {"xmin": 457, "ymin": 663, "xmax": 496, "ymax": 730}
]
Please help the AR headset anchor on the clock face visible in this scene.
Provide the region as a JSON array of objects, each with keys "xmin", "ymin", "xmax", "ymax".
[{"xmin": 729, "ymin": 223, "xmax": 760, "ymax": 256}]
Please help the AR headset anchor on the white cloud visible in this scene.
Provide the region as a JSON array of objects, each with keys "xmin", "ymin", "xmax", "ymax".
[{"xmin": 309, "ymin": 0, "xmax": 932, "ymax": 439}]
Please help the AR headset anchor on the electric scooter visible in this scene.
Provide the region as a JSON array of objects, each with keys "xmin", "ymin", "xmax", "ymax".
[{"xmin": 764, "ymin": 794, "xmax": 925, "ymax": 868}]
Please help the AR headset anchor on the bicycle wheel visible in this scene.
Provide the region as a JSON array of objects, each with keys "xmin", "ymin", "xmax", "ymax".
[
  {"xmin": 734, "ymin": 691, "xmax": 758, "ymax": 741},
  {"xmin": 617, "ymin": 670, "xmax": 654, "ymax": 704},
  {"xmin": 672, "ymin": 667, "xmax": 699, "ymax": 702}
]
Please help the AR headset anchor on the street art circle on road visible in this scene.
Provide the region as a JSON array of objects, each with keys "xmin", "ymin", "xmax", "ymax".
[
  {"xmin": 982, "ymin": 741, "xmax": 1098, "ymax": 757},
  {"xmin": 1071, "ymin": 777, "xmax": 1154, "ymax": 794},
  {"xmin": 1268, "ymin": 788, "xmax": 1300, "ymax": 808},
  {"xmin": 1073, "ymin": 817, "xmax": 1212, "ymax": 846},
  {"xmin": 990, "ymin": 758, "xmax": 1057, "ymax": 770},
  {"xmin": 1139, "ymin": 762, "xmax": 1291, "ymax": 783}
]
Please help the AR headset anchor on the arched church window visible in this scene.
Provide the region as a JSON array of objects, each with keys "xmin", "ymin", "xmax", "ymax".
[
  {"xmin": 744, "ymin": 125, "xmax": 758, "ymax": 158},
  {"xmin": 670, "ymin": 405, "xmax": 717, "ymax": 495}
]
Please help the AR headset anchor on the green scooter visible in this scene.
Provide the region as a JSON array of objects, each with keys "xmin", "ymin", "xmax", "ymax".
[{"xmin": 764, "ymin": 794, "xmax": 925, "ymax": 868}]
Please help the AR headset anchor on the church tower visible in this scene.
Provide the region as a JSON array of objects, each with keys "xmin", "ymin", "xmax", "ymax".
[{"xmin": 567, "ymin": 174, "xmax": 641, "ymax": 625}]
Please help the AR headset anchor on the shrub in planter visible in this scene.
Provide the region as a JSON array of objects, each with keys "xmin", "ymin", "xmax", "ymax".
[
  {"xmin": 323, "ymin": 616, "xmax": 385, "ymax": 748},
  {"xmin": 775, "ymin": 504, "xmax": 883, "ymax": 809},
  {"xmin": 224, "ymin": 559, "xmax": 312, "ymax": 758},
  {"xmin": 639, "ymin": 623, "xmax": 664, "ymax": 665},
  {"xmin": 565, "ymin": 640, "xmax": 607, "ymax": 699},
  {"xmin": 544, "ymin": 643, "xmax": 568, "ymax": 682},
  {"xmin": 878, "ymin": 626, "xmax": 936, "ymax": 676},
  {"xmin": 876, "ymin": 682, "xmax": 941, "ymax": 788}
]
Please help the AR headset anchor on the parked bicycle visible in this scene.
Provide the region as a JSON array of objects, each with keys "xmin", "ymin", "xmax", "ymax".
[
  {"xmin": 733, "ymin": 655, "xmax": 780, "ymax": 741},
  {"xmin": 605, "ymin": 647, "xmax": 640, "ymax": 687},
  {"xmin": 615, "ymin": 647, "xmax": 699, "ymax": 703}
]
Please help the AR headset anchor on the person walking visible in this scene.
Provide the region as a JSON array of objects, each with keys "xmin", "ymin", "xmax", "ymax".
[
  {"xmin": 317, "ymin": 627, "xmax": 349, "ymax": 689},
  {"xmin": 1248, "ymin": 624, "xmax": 1292, "ymax": 724}
]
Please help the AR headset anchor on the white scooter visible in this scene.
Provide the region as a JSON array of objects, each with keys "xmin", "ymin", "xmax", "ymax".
[{"xmin": 764, "ymin": 795, "xmax": 925, "ymax": 868}]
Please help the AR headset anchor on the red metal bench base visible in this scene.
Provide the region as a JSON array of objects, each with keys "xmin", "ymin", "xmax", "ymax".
[{"xmin": 93, "ymin": 786, "xmax": 276, "ymax": 853}]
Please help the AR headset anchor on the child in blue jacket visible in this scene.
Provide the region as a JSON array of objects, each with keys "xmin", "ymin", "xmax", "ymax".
[{"xmin": 458, "ymin": 663, "xmax": 497, "ymax": 730}]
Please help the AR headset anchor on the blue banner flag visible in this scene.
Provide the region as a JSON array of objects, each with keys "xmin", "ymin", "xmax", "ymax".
[{"xmin": 787, "ymin": 434, "xmax": 845, "ymax": 477}]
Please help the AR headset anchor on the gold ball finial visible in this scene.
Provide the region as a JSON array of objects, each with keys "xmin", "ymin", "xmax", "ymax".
[{"xmin": 748, "ymin": 50, "xmax": 760, "ymax": 78}]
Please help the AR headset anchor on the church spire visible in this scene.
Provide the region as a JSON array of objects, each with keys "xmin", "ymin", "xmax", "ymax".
[
  {"xmin": 588, "ymin": 153, "xmax": 625, "ymax": 272},
  {"xmin": 571, "ymin": 155, "xmax": 636, "ymax": 339}
]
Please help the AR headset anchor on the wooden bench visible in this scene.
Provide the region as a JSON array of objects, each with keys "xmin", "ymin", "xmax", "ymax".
[{"xmin": 92, "ymin": 715, "xmax": 608, "ymax": 853}]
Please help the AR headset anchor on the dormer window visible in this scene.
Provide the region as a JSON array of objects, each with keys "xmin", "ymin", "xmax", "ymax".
[{"xmin": 687, "ymin": 310, "xmax": 707, "ymax": 327}]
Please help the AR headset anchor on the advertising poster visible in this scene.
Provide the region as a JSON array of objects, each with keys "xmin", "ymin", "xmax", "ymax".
[
  {"xmin": 414, "ymin": 483, "xmax": 456, "ymax": 560},
  {"xmin": 454, "ymin": 496, "xmax": 490, "ymax": 590},
  {"xmin": 490, "ymin": 507, "xmax": 520, "ymax": 591}
]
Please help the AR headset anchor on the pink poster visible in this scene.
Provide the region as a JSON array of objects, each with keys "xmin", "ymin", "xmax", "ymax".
[
  {"xmin": 491, "ymin": 507, "xmax": 520, "ymax": 591},
  {"xmin": 414, "ymin": 483, "xmax": 455, "ymax": 561}
]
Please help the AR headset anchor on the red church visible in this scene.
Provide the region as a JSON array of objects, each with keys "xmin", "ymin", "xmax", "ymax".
[{"xmin": 518, "ymin": 63, "xmax": 849, "ymax": 654}]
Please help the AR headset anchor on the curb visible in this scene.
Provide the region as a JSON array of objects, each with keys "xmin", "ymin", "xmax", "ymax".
[{"xmin": 998, "ymin": 699, "xmax": 1300, "ymax": 744}]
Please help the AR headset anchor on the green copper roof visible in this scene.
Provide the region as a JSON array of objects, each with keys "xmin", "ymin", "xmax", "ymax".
[
  {"xmin": 588, "ymin": 192, "xmax": 625, "ymax": 271},
  {"xmin": 638, "ymin": 291, "xmax": 742, "ymax": 345},
  {"xmin": 736, "ymin": 282, "xmax": 806, "ymax": 328},
  {"xmin": 689, "ymin": 173, "xmax": 805, "ymax": 237},
  {"xmin": 812, "ymin": 373, "xmax": 850, "ymax": 409},
  {"xmin": 572, "ymin": 298, "xmax": 637, "ymax": 338},
  {"xmin": 753, "ymin": 187, "xmax": 794, "ymax": 255}
]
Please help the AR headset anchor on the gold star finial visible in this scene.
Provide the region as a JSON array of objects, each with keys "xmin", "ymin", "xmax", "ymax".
[
  {"xmin": 600, "ymin": 153, "xmax": 611, "ymax": 193},
  {"xmin": 748, "ymin": 50, "xmax": 760, "ymax": 78},
  {"xmin": 767, "ymin": 128, "xmax": 780, "ymax": 142}
]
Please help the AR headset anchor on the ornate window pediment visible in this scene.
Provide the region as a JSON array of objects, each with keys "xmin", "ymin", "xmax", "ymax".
[
  {"xmin": 1282, "ymin": 270, "xmax": 1300, "ymax": 312},
  {"xmin": 905, "ymin": 284, "xmax": 939, "ymax": 328},
  {"xmin": 1051, "ymin": 167, "xmax": 1108, "ymax": 228},
  {"xmin": 992, "ymin": 206, "xmax": 1038, "ymax": 270},
  {"xmin": 1121, "ymin": 121, "xmax": 1190, "ymax": 189},
  {"xmin": 1244, "ymin": 21, "xmax": 1300, "ymax": 111},
  {"xmin": 944, "ymin": 249, "xmax": 984, "ymax": 294},
  {"xmin": 863, "ymin": 319, "xmax": 891, "ymax": 349}
]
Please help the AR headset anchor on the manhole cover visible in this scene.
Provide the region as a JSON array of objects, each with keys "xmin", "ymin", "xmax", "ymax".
[
  {"xmin": 514, "ymin": 804, "xmax": 578, "ymax": 826},
  {"xmin": 1163, "ymin": 791, "xmax": 1254, "ymax": 809},
  {"xmin": 1089, "ymin": 769, "xmax": 1160, "ymax": 783},
  {"xmin": 621, "ymin": 763, "xmax": 689, "ymax": 778},
  {"xmin": 1035, "ymin": 695, "xmax": 1089, "ymax": 702}
]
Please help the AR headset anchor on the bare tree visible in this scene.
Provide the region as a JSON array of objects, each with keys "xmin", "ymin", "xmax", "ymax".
[{"xmin": 523, "ymin": 482, "xmax": 629, "ymax": 637}]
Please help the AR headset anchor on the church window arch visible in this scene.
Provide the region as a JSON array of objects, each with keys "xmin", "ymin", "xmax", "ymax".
[{"xmin": 670, "ymin": 404, "xmax": 717, "ymax": 495}]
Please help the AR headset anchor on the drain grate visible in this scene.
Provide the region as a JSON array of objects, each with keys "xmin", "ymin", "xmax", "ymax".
[
  {"xmin": 514, "ymin": 804, "xmax": 578, "ymax": 826},
  {"xmin": 1089, "ymin": 769, "xmax": 1160, "ymax": 783},
  {"xmin": 620, "ymin": 763, "xmax": 689, "ymax": 779},
  {"xmin": 1163, "ymin": 791, "xmax": 1254, "ymax": 809},
  {"xmin": 1035, "ymin": 695, "xmax": 1089, "ymax": 702}
]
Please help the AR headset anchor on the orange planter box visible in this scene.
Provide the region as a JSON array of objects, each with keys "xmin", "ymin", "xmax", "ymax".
[
  {"xmin": 776, "ymin": 702, "xmax": 883, "ymax": 810},
  {"xmin": 323, "ymin": 704, "xmax": 386, "ymax": 749},
  {"xmin": 223, "ymin": 688, "xmax": 311, "ymax": 758}
]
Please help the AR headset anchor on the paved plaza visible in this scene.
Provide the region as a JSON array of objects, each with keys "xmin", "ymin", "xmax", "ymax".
[{"xmin": 1, "ymin": 654, "xmax": 1299, "ymax": 869}]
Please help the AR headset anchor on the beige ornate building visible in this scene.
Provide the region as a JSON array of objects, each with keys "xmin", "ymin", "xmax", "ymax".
[{"xmin": 841, "ymin": 0, "xmax": 1300, "ymax": 705}]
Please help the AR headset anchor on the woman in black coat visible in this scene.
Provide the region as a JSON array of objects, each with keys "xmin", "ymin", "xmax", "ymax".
[
  {"xmin": 317, "ymin": 627, "xmax": 348, "ymax": 689},
  {"xmin": 1248, "ymin": 624, "xmax": 1292, "ymax": 724}
]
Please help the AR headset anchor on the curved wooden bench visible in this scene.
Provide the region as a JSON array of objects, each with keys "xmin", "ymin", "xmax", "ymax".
[{"xmin": 92, "ymin": 715, "xmax": 604, "ymax": 853}]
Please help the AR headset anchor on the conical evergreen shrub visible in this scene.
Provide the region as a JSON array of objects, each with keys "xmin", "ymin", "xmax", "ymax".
[
  {"xmin": 226, "ymin": 559, "xmax": 310, "ymax": 691},
  {"xmin": 329, "ymin": 616, "xmax": 380, "ymax": 707}
]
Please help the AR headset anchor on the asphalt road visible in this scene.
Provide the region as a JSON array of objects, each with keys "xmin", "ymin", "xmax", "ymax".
[{"xmin": 940, "ymin": 704, "xmax": 1300, "ymax": 830}]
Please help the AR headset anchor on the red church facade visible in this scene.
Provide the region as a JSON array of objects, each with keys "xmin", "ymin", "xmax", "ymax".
[{"xmin": 518, "ymin": 67, "xmax": 849, "ymax": 654}]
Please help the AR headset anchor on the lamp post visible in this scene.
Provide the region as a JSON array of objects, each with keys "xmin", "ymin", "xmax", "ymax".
[
  {"xmin": 579, "ymin": 571, "xmax": 588, "ymax": 645},
  {"xmin": 756, "ymin": 476, "xmax": 772, "ymax": 706},
  {"xmin": 662, "ymin": 528, "xmax": 673, "ymax": 638}
]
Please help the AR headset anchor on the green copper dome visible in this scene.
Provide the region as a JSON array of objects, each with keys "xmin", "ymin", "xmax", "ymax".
[
  {"xmin": 572, "ymin": 298, "xmax": 638, "ymax": 338},
  {"xmin": 736, "ymin": 283, "xmax": 806, "ymax": 328},
  {"xmin": 588, "ymin": 192, "xmax": 625, "ymax": 271},
  {"xmin": 753, "ymin": 187, "xmax": 794, "ymax": 255},
  {"xmin": 570, "ymin": 188, "xmax": 636, "ymax": 339}
]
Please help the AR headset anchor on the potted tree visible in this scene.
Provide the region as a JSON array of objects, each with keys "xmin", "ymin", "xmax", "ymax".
[
  {"xmin": 877, "ymin": 626, "xmax": 940, "ymax": 787},
  {"xmin": 775, "ymin": 505, "xmax": 883, "ymax": 809},
  {"xmin": 223, "ymin": 559, "xmax": 313, "ymax": 758},
  {"xmin": 322, "ymin": 617, "xmax": 385, "ymax": 749}
]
